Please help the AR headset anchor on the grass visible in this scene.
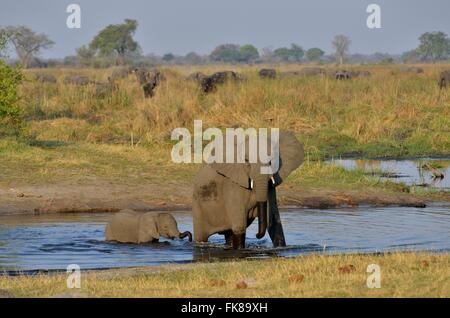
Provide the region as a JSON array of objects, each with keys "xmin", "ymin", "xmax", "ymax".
[
  {"xmin": 1, "ymin": 64, "xmax": 448, "ymax": 193},
  {"xmin": 1, "ymin": 252, "xmax": 448, "ymax": 297},
  {"xmin": 0, "ymin": 137, "xmax": 411, "ymax": 197},
  {"xmin": 1, "ymin": 67, "xmax": 449, "ymax": 297},
  {"xmin": 18, "ymin": 64, "xmax": 450, "ymax": 159}
]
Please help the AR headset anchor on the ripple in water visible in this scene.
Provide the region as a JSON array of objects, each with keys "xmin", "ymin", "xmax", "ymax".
[{"xmin": 0, "ymin": 205, "xmax": 449, "ymax": 271}]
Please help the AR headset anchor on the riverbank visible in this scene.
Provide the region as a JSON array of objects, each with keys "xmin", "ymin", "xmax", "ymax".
[
  {"xmin": 2, "ymin": 140, "xmax": 448, "ymax": 215},
  {"xmin": 1, "ymin": 64, "xmax": 450, "ymax": 214},
  {"xmin": 0, "ymin": 252, "xmax": 448, "ymax": 297},
  {"xmin": 0, "ymin": 179, "xmax": 439, "ymax": 215},
  {"xmin": 1, "ymin": 139, "xmax": 449, "ymax": 215}
]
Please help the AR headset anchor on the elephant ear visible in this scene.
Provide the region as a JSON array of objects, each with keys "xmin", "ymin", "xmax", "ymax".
[
  {"xmin": 138, "ymin": 213, "xmax": 159, "ymax": 243},
  {"xmin": 277, "ymin": 130, "xmax": 304, "ymax": 181}
]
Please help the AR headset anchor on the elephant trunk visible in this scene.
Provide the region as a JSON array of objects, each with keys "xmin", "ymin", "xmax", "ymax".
[
  {"xmin": 256, "ymin": 202, "xmax": 267, "ymax": 239},
  {"xmin": 179, "ymin": 231, "xmax": 192, "ymax": 242},
  {"xmin": 253, "ymin": 173, "xmax": 269, "ymax": 239}
]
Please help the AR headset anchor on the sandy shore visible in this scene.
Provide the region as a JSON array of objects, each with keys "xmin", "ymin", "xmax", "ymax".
[{"xmin": 0, "ymin": 179, "xmax": 438, "ymax": 215}]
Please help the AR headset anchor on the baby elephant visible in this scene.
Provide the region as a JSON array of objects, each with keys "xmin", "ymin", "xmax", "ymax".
[{"xmin": 105, "ymin": 210, "xmax": 192, "ymax": 244}]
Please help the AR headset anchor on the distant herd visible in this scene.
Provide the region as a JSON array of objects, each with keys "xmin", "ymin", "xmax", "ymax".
[{"xmin": 33, "ymin": 66, "xmax": 450, "ymax": 98}]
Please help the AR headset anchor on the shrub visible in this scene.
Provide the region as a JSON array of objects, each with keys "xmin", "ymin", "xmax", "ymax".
[{"xmin": 0, "ymin": 60, "xmax": 24, "ymax": 137}]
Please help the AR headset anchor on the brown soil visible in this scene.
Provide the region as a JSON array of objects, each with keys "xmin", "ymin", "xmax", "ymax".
[{"xmin": 0, "ymin": 178, "xmax": 442, "ymax": 216}]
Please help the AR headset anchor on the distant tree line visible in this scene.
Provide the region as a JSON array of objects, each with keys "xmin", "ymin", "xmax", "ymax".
[{"xmin": 1, "ymin": 20, "xmax": 450, "ymax": 68}]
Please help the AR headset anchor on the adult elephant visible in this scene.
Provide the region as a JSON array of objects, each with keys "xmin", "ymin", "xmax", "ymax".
[{"xmin": 192, "ymin": 130, "xmax": 304, "ymax": 249}]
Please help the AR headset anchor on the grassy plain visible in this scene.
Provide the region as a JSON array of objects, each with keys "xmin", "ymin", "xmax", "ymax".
[
  {"xmin": 0, "ymin": 64, "xmax": 449, "ymax": 211},
  {"xmin": 1, "ymin": 252, "xmax": 448, "ymax": 298}
]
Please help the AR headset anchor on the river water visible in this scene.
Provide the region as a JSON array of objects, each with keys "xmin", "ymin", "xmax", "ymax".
[
  {"xmin": 1, "ymin": 205, "xmax": 449, "ymax": 272},
  {"xmin": 327, "ymin": 158, "xmax": 450, "ymax": 191}
]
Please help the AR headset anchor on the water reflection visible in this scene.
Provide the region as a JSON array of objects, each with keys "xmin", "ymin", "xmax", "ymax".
[
  {"xmin": 328, "ymin": 158, "xmax": 450, "ymax": 190},
  {"xmin": 1, "ymin": 206, "xmax": 449, "ymax": 272}
]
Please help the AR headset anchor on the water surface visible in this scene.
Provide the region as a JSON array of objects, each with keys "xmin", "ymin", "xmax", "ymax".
[
  {"xmin": 1, "ymin": 205, "xmax": 449, "ymax": 272},
  {"xmin": 328, "ymin": 158, "xmax": 450, "ymax": 191}
]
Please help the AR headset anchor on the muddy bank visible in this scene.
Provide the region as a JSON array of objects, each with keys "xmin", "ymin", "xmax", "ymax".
[{"xmin": 0, "ymin": 180, "xmax": 440, "ymax": 215}]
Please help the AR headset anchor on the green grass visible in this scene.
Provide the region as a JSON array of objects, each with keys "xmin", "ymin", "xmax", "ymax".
[{"xmin": 0, "ymin": 137, "xmax": 411, "ymax": 196}]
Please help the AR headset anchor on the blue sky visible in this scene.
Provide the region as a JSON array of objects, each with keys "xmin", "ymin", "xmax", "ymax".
[{"xmin": 1, "ymin": 0, "xmax": 449, "ymax": 58}]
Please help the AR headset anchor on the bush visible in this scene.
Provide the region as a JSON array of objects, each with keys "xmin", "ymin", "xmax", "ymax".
[{"xmin": 0, "ymin": 60, "xmax": 24, "ymax": 137}]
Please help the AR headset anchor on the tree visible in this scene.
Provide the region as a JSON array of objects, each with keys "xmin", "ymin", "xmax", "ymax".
[
  {"xmin": 210, "ymin": 44, "xmax": 241, "ymax": 62},
  {"xmin": 239, "ymin": 44, "xmax": 259, "ymax": 62},
  {"xmin": 0, "ymin": 60, "xmax": 23, "ymax": 136},
  {"xmin": 76, "ymin": 45, "xmax": 96, "ymax": 66},
  {"xmin": 3, "ymin": 26, "xmax": 54, "ymax": 68},
  {"xmin": 290, "ymin": 44, "xmax": 304, "ymax": 61},
  {"xmin": 90, "ymin": 19, "xmax": 139, "ymax": 65},
  {"xmin": 273, "ymin": 44, "xmax": 304, "ymax": 62},
  {"xmin": 184, "ymin": 52, "xmax": 202, "ymax": 64},
  {"xmin": 402, "ymin": 49, "xmax": 420, "ymax": 63},
  {"xmin": 273, "ymin": 47, "xmax": 291, "ymax": 61},
  {"xmin": 0, "ymin": 30, "xmax": 9, "ymax": 58},
  {"xmin": 416, "ymin": 31, "xmax": 450, "ymax": 61},
  {"xmin": 332, "ymin": 35, "xmax": 351, "ymax": 64},
  {"xmin": 306, "ymin": 48, "xmax": 325, "ymax": 62},
  {"xmin": 162, "ymin": 53, "xmax": 175, "ymax": 62},
  {"xmin": 260, "ymin": 46, "xmax": 274, "ymax": 62}
]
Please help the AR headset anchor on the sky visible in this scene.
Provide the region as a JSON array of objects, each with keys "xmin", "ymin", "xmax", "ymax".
[{"xmin": 1, "ymin": 0, "xmax": 449, "ymax": 58}]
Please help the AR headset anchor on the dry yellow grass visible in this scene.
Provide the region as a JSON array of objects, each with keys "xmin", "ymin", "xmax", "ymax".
[
  {"xmin": 20, "ymin": 64, "xmax": 450, "ymax": 158},
  {"xmin": 1, "ymin": 252, "xmax": 448, "ymax": 298}
]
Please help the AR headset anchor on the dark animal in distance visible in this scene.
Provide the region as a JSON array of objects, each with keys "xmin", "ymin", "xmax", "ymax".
[
  {"xmin": 186, "ymin": 72, "xmax": 207, "ymax": 82},
  {"xmin": 393, "ymin": 66, "xmax": 424, "ymax": 75},
  {"xmin": 259, "ymin": 68, "xmax": 277, "ymax": 79},
  {"xmin": 298, "ymin": 67, "xmax": 325, "ymax": 76},
  {"xmin": 334, "ymin": 70, "xmax": 352, "ymax": 80},
  {"xmin": 110, "ymin": 66, "xmax": 133, "ymax": 81},
  {"xmin": 94, "ymin": 78, "xmax": 118, "ymax": 98},
  {"xmin": 133, "ymin": 68, "xmax": 164, "ymax": 98},
  {"xmin": 279, "ymin": 68, "xmax": 325, "ymax": 78},
  {"xmin": 35, "ymin": 73, "xmax": 57, "ymax": 84},
  {"xmin": 351, "ymin": 70, "xmax": 371, "ymax": 78},
  {"xmin": 63, "ymin": 75, "xmax": 94, "ymax": 86},
  {"xmin": 200, "ymin": 71, "xmax": 241, "ymax": 93},
  {"xmin": 438, "ymin": 70, "xmax": 450, "ymax": 89}
]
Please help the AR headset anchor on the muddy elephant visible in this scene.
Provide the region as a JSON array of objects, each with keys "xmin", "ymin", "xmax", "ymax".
[
  {"xmin": 352, "ymin": 70, "xmax": 371, "ymax": 78},
  {"xmin": 105, "ymin": 209, "xmax": 192, "ymax": 243},
  {"xmin": 187, "ymin": 72, "xmax": 207, "ymax": 82},
  {"xmin": 438, "ymin": 70, "xmax": 450, "ymax": 89},
  {"xmin": 110, "ymin": 66, "xmax": 133, "ymax": 81},
  {"xmin": 35, "ymin": 73, "xmax": 57, "ymax": 84},
  {"xmin": 192, "ymin": 130, "xmax": 304, "ymax": 249},
  {"xmin": 259, "ymin": 69, "xmax": 277, "ymax": 79},
  {"xmin": 94, "ymin": 79, "xmax": 118, "ymax": 98},
  {"xmin": 400, "ymin": 66, "xmax": 424, "ymax": 74},
  {"xmin": 333, "ymin": 70, "xmax": 352, "ymax": 80},
  {"xmin": 298, "ymin": 67, "xmax": 325, "ymax": 77},
  {"xmin": 63, "ymin": 75, "xmax": 93, "ymax": 86},
  {"xmin": 200, "ymin": 71, "xmax": 241, "ymax": 93},
  {"xmin": 133, "ymin": 68, "xmax": 164, "ymax": 98}
]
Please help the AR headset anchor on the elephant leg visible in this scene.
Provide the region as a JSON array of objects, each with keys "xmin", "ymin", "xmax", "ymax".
[
  {"xmin": 221, "ymin": 230, "xmax": 233, "ymax": 246},
  {"xmin": 231, "ymin": 232, "xmax": 246, "ymax": 249},
  {"xmin": 192, "ymin": 200, "xmax": 210, "ymax": 243}
]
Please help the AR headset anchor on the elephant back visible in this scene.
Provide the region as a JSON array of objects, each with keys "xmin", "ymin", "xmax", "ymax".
[{"xmin": 105, "ymin": 210, "xmax": 141, "ymax": 243}]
